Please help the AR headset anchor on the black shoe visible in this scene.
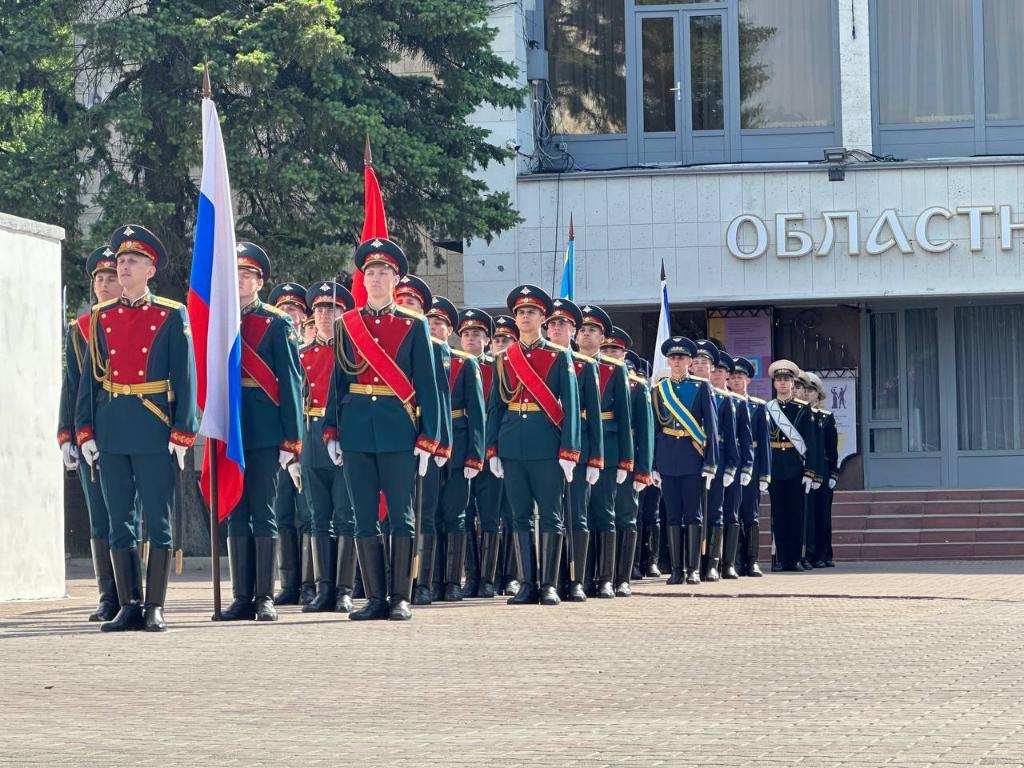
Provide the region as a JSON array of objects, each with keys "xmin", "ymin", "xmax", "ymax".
[
  {"xmin": 566, "ymin": 582, "xmax": 587, "ymax": 602},
  {"xmin": 507, "ymin": 532, "xmax": 537, "ymax": 605},
  {"xmin": 800, "ymin": 558, "xmax": 813, "ymax": 570},
  {"xmin": 645, "ymin": 525, "xmax": 662, "ymax": 578},
  {"xmin": 443, "ymin": 583, "xmax": 463, "ymax": 602},
  {"xmin": 477, "ymin": 580, "xmax": 497, "ymax": 599},
  {"xmin": 705, "ymin": 527, "xmax": 723, "ymax": 582},
  {"xmin": 90, "ymin": 596, "xmax": 119, "ymax": 623},
  {"xmin": 350, "ymin": 536, "xmax": 389, "ymax": 621},
  {"xmin": 503, "ymin": 578, "xmax": 521, "ymax": 596},
  {"xmin": 335, "ymin": 536, "xmax": 357, "ymax": 612},
  {"xmin": 335, "ymin": 588, "xmax": 354, "ymax": 613},
  {"xmin": 748, "ymin": 562, "xmax": 763, "ymax": 577},
  {"xmin": 615, "ymin": 529, "xmax": 637, "ymax": 597},
  {"xmin": 666, "ymin": 525, "xmax": 684, "ymax": 584},
  {"xmin": 631, "ymin": 564, "xmax": 643, "ymax": 580},
  {"xmin": 102, "ymin": 548, "xmax": 144, "ymax": 632},
  {"xmin": 722, "ymin": 524, "xmax": 740, "ymax": 580},
  {"xmin": 539, "ymin": 585, "xmax": 560, "ymax": 606},
  {"xmin": 253, "ymin": 537, "xmax": 278, "ymax": 621},
  {"xmin": 142, "ymin": 605, "xmax": 166, "ymax": 632},
  {"xmin": 478, "ymin": 532, "xmax": 500, "ymax": 598},
  {"xmin": 255, "ymin": 596, "xmax": 278, "ymax": 622},
  {"xmin": 813, "ymin": 560, "xmax": 827, "ymax": 569},
  {"xmin": 615, "ymin": 581, "xmax": 632, "ymax": 598},
  {"xmin": 595, "ymin": 531, "xmax": 616, "ymax": 599},
  {"xmin": 273, "ymin": 531, "xmax": 301, "ymax": 605},
  {"xmin": 298, "ymin": 533, "xmax": 315, "ymax": 604},
  {"xmin": 142, "ymin": 547, "xmax": 172, "ymax": 632},
  {"xmin": 389, "ymin": 536, "xmax": 415, "ymax": 621},
  {"xmin": 685, "ymin": 570, "xmax": 701, "ymax": 585},
  {"xmin": 538, "ymin": 532, "xmax": 563, "ymax": 606},
  {"xmin": 89, "ymin": 539, "xmax": 119, "ymax": 622},
  {"xmin": 508, "ymin": 581, "xmax": 538, "ymax": 605},
  {"xmin": 303, "ymin": 536, "xmax": 338, "ymax": 613},
  {"xmin": 221, "ymin": 537, "xmax": 255, "ymax": 620},
  {"xmin": 389, "ymin": 598, "xmax": 412, "ymax": 620},
  {"xmin": 685, "ymin": 524, "xmax": 701, "ymax": 583},
  {"xmin": 412, "ymin": 584, "xmax": 433, "ymax": 606},
  {"xmin": 824, "ymin": 559, "xmax": 836, "ymax": 568},
  {"xmin": 442, "ymin": 533, "xmax": 467, "ymax": 602},
  {"xmin": 102, "ymin": 603, "xmax": 144, "ymax": 632}
]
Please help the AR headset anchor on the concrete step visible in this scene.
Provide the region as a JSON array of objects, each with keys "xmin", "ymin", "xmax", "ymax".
[{"xmin": 834, "ymin": 488, "xmax": 1024, "ymax": 502}]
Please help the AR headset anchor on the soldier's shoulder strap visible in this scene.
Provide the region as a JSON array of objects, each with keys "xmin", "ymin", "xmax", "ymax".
[
  {"xmin": 598, "ymin": 353, "xmax": 625, "ymax": 367},
  {"xmin": 430, "ymin": 336, "xmax": 448, "ymax": 348},
  {"xmin": 450, "ymin": 348, "xmax": 475, "ymax": 360},
  {"xmin": 628, "ymin": 372, "xmax": 647, "ymax": 385},
  {"xmin": 569, "ymin": 349, "xmax": 596, "ymax": 364},
  {"xmin": 714, "ymin": 385, "xmax": 732, "ymax": 397},
  {"xmin": 395, "ymin": 304, "xmax": 425, "ymax": 320},
  {"xmin": 688, "ymin": 374, "xmax": 709, "ymax": 383},
  {"xmin": 152, "ymin": 295, "xmax": 184, "ymax": 310},
  {"xmin": 793, "ymin": 397, "xmax": 809, "ymax": 406},
  {"xmin": 261, "ymin": 302, "xmax": 289, "ymax": 319},
  {"xmin": 749, "ymin": 396, "xmax": 766, "ymax": 405},
  {"xmin": 93, "ymin": 297, "xmax": 118, "ymax": 312}
]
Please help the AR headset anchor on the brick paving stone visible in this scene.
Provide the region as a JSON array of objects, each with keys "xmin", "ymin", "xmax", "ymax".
[{"xmin": 0, "ymin": 560, "xmax": 1023, "ymax": 767}]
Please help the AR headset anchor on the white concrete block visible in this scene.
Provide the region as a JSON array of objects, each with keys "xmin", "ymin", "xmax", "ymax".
[{"xmin": 628, "ymin": 177, "xmax": 653, "ymax": 224}]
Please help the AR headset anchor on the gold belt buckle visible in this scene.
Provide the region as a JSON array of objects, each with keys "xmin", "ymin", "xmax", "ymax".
[{"xmin": 121, "ymin": 383, "xmax": 132, "ymax": 395}]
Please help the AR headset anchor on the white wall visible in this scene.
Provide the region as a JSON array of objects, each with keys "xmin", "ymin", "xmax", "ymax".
[{"xmin": 0, "ymin": 213, "xmax": 66, "ymax": 600}]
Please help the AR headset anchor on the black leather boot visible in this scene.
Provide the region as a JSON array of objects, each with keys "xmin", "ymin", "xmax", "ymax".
[
  {"xmin": 273, "ymin": 531, "xmax": 300, "ymax": 605},
  {"xmin": 353, "ymin": 563, "xmax": 365, "ymax": 598},
  {"xmin": 583, "ymin": 535, "xmax": 598, "ymax": 597},
  {"xmin": 706, "ymin": 527, "xmax": 723, "ymax": 582},
  {"xmin": 507, "ymin": 531, "xmax": 538, "ymax": 605},
  {"xmin": 142, "ymin": 547, "xmax": 172, "ymax": 631},
  {"xmin": 566, "ymin": 530, "xmax": 589, "ymax": 602},
  {"xmin": 254, "ymin": 537, "xmax": 278, "ymax": 621},
  {"xmin": 413, "ymin": 533, "xmax": 436, "ymax": 606},
  {"xmin": 389, "ymin": 536, "xmax": 415, "ymax": 620},
  {"xmin": 350, "ymin": 536, "xmax": 389, "ymax": 620},
  {"xmin": 299, "ymin": 533, "xmax": 316, "ymax": 604},
  {"xmin": 461, "ymin": 529, "xmax": 480, "ymax": 598},
  {"xmin": 335, "ymin": 536, "xmax": 357, "ymax": 613},
  {"xmin": 615, "ymin": 528, "xmax": 638, "ymax": 597},
  {"xmin": 538, "ymin": 532, "xmax": 563, "ymax": 606},
  {"xmin": 745, "ymin": 523, "xmax": 763, "ymax": 576},
  {"xmin": 597, "ymin": 531, "xmax": 616, "ymax": 598},
  {"xmin": 430, "ymin": 534, "xmax": 445, "ymax": 602},
  {"xmin": 501, "ymin": 530, "xmax": 520, "ymax": 595},
  {"xmin": 302, "ymin": 536, "xmax": 337, "ymax": 613},
  {"xmin": 221, "ymin": 536, "xmax": 256, "ymax": 620},
  {"xmin": 685, "ymin": 524, "xmax": 701, "ymax": 584},
  {"xmin": 102, "ymin": 547, "xmax": 144, "ymax": 632},
  {"xmin": 645, "ymin": 524, "xmax": 662, "ymax": 577},
  {"xmin": 666, "ymin": 525, "xmax": 684, "ymax": 585},
  {"xmin": 89, "ymin": 539, "xmax": 119, "ymax": 622},
  {"xmin": 722, "ymin": 524, "xmax": 740, "ymax": 579},
  {"xmin": 443, "ymin": 532, "xmax": 467, "ymax": 602},
  {"xmin": 477, "ymin": 532, "xmax": 500, "ymax": 598}
]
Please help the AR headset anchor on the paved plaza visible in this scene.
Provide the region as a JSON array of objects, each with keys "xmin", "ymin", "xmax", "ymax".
[{"xmin": 1, "ymin": 560, "xmax": 1023, "ymax": 767}]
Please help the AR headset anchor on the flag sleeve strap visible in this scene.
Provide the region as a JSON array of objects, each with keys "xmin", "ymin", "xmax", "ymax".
[
  {"xmin": 613, "ymin": 365, "xmax": 634, "ymax": 471},
  {"xmin": 411, "ymin": 318, "xmax": 442, "ymax": 454},
  {"xmin": 273, "ymin": 316, "xmax": 304, "ymax": 453},
  {"xmin": 433, "ymin": 344, "xmax": 452, "ymax": 457},
  {"xmin": 558, "ymin": 349, "xmax": 581, "ymax": 462},
  {"xmin": 168, "ymin": 306, "xmax": 199, "ymax": 445}
]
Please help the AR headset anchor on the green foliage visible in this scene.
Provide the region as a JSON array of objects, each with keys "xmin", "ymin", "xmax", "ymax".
[{"xmin": 0, "ymin": 0, "xmax": 524, "ymax": 303}]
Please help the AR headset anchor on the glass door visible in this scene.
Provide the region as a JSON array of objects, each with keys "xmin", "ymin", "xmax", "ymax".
[{"xmin": 637, "ymin": 13, "xmax": 682, "ymax": 164}]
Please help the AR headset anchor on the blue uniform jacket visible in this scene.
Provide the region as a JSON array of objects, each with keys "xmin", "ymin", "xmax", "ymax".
[{"xmin": 652, "ymin": 375, "xmax": 719, "ymax": 477}]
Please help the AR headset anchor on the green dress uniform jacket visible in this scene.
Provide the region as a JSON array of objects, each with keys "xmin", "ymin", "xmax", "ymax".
[
  {"xmin": 563, "ymin": 347, "xmax": 604, "ymax": 532},
  {"xmin": 588, "ymin": 355, "xmax": 634, "ymax": 532}
]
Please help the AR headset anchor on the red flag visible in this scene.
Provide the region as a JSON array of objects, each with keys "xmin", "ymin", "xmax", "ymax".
[{"xmin": 354, "ymin": 136, "xmax": 388, "ymax": 308}]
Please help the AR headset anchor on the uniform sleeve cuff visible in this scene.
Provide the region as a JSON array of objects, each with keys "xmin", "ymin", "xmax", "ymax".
[
  {"xmin": 57, "ymin": 430, "xmax": 72, "ymax": 447},
  {"xmin": 618, "ymin": 459, "xmax": 635, "ymax": 472},
  {"xmin": 76, "ymin": 427, "xmax": 94, "ymax": 445},
  {"xmin": 416, "ymin": 436, "xmax": 441, "ymax": 454},
  {"xmin": 170, "ymin": 430, "xmax": 196, "ymax": 448},
  {"xmin": 435, "ymin": 444, "xmax": 453, "ymax": 459},
  {"xmin": 723, "ymin": 467, "xmax": 736, "ymax": 477},
  {"xmin": 587, "ymin": 457, "xmax": 605, "ymax": 470},
  {"xmin": 485, "ymin": 446, "xmax": 497, "ymax": 460},
  {"xmin": 830, "ymin": 473, "xmax": 839, "ymax": 481},
  {"xmin": 464, "ymin": 458, "xmax": 484, "ymax": 471},
  {"xmin": 280, "ymin": 439, "xmax": 302, "ymax": 455},
  {"xmin": 703, "ymin": 464, "xmax": 718, "ymax": 475},
  {"xmin": 322, "ymin": 427, "xmax": 339, "ymax": 444},
  {"xmin": 559, "ymin": 449, "xmax": 581, "ymax": 463},
  {"xmin": 633, "ymin": 472, "xmax": 652, "ymax": 484},
  {"xmin": 742, "ymin": 463, "xmax": 754, "ymax": 475}
]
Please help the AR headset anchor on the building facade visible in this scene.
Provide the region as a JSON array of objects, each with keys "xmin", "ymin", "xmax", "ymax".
[{"xmin": 463, "ymin": 0, "xmax": 1024, "ymax": 491}]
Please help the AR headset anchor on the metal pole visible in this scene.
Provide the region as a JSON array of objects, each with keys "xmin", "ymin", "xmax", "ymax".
[
  {"xmin": 563, "ymin": 477, "xmax": 575, "ymax": 581},
  {"xmin": 209, "ymin": 440, "xmax": 222, "ymax": 620}
]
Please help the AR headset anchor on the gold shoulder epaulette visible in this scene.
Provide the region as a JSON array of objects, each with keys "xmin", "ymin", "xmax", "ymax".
[
  {"xmin": 571, "ymin": 350, "xmax": 596, "ymax": 364},
  {"xmin": 794, "ymin": 397, "xmax": 808, "ymax": 406},
  {"xmin": 93, "ymin": 297, "xmax": 118, "ymax": 312},
  {"xmin": 451, "ymin": 348, "xmax": 474, "ymax": 360},
  {"xmin": 395, "ymin": 304, "xmax": 425, "ymax": 320},
  {"xmin": 688, "ymin": 374, "xmax": 709, "ymax": 383},
  {"xmin": 152, "ymin": 295, "xmax": 184, "ymax": 310},
  {"xmin": 628, "ymin": 372, "xmax": 647, "ymax": 385},
  {"xmin": 599, "ymin": 353, "xmax": 625, "ymax": 367},
  {"xmin": 481, "ymin": 353, "xmax": 494, "ymax": 364},
  {"xmin": 262, "ymin": 302, "xmax": 288, "ymax": 318},
  {"xmin": 818, "ymin": 408, "xmax": 832, "ymax": 415},
  {"xmin": 750, "ymin": 396, "xmax": 766, "ymax": 405},
  {"xmin": 715, "ymin": 386, "xmax": 732, "ymax": 397},
  {"xmin": 727, "ymin": 389, "xmax": 746, "ymax": 400},
  {"xmin": 430, "ymin": 336, "xmax": 448, "ymax": 347},
  {"xmin": 546, "ymin": 341, "xmax": 567, "ymax": 351}
]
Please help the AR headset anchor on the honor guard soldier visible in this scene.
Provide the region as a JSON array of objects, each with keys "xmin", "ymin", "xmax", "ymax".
[
  {"xmin": 457, "ymin": 308, "xmax": 502, "ymax": 597},
  {"xmin": 58, "ymin": 246, "xmax": 134, "ymax": 621},
  {"xmin": 266, "ymin": 282, "xmax": 314, "ymax": 605},
  {"xmin": 728, "ymin": 356, "xmax": 771, "ymax": 576},
  {"xmin": 487, "ymin": 285, "xmax": 581, "ymax": 606},
  {"xmin": 543, "ymin": 298, "xmax": 601, "ymax": 602},
  {"xmin": 794, "ymin": 371, "xmax": 825, "ymax": 570},
  {"xmin": 217, "ymin": 244, "xmax": 303, "ymax": 622},
  {"xmin": 76, "ymin": 225, "xmax": 199, "ymax": 632},
  {"xmin": 765, "ymin": 360, "xmax": 818, "ymax": 572},
  {"xmin": 489, "ymin": 314, "xmax": 521, "ymax": 595},
  {"xmin": 600, "ymin": 329, "xmax": 653, "ymax": 597},
  {"xmin": 628, "ymin": 353, "xmax": 663, "ymax": 580},
  {"xmin": 651, "ymin": 337, "xmax": 718, "ymax": 585},
  {"xmin": 427, "ymin": 297, "xmax": 485, "ymax": 602},
  {"xmin": 806, "ymin": 373, "xmax": 838, "ymax": 567},
  {"xmin": 713, "ymin": 352, "xmax": 754, "ymax": 579},
  {"xmin": 324, "ymin": 238, "xmax": 443, "ymax": 621},
  {"xmin": 576, "ymin": 306, "xmax": 633, "ymax": 599},
  {"xmin": 301, "ymin": 282, "xmax": 357, "ymax": 613},
  {"xmin": 691, "ymin": 340, "xmax": 738, "ymax": 581},
  {"xmin": 393, "ymin": 275, "xmax": 452, "ymax": 606}
]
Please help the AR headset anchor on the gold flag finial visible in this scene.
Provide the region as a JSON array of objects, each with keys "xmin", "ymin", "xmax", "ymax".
[
  {"xmin": 364, "ymin": 132, "xmax": 373, "ymax": 166},
  {"xmin": 201, "ymin": 63, "xmax": 212, "ymax": 99}
]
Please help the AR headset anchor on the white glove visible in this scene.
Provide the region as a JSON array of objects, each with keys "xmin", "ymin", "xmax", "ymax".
[
  {"xmin": 652, "ymin": 471, "xmax": 662, "ymax": 488},
  {"xmin": 168, "ymin": 442, "xmax": 187, "ymax": 470},
  {"xmin": 463, "ymin": 466, "xmax": 480, "ymax": 480},
  {"xmin": 278, "ymin": 449, "xmax": 296, "ymax": 470},
  {"xmin": 80, "ymin": 439, "xmax": 99, "ymax": 468},
  {"xmin": 759, "ymin": 479, "xmax": 769, "ymax": 494},
  {"xmin": 415, "ymin": 447, "xmax": 431, "ymax": 477},
  {"xmin": 585, "ymin": 466, "xmax": 600, "ymax": 485},
  {"xmin": 702, "ymin": 471, "xmax": 715, "ymax": 490},
  {"xmin": 288, "ymin": 462, "xmax": 303, "ymax": 491},
  {"xmin": 811, "ymin": 479, "xmax": 822, "ymax": 490},
  {"xmin": 489, "ymin": 456, "xmax": 504, "ymax": 479},
  {"xmin": 722, "ymin": 472, "xmax": 735, "ymax": 488},
  {"xmin": 615, "ymin": 468, "xmax": 628, "ymax": 485},
  {"xmin": 559, "ymin": 458, "xmax": 575, "ymax": 483},
  {"xmin": 61, "ymin": 443, "xmax": 79, "ymax": 470},
  {"xmin": 828, "ymin": 478, "xmax": 837, "ymax": 490},
  {"xmin": 632, "ymin": 480, "xmax": 646, "ymax": 493},
  {"xmin": 327, "ymin": 439, "xmax": 344, "ymax": 467},
  {"xmin": 434, "ymin": 455, "xmax": 448, "ymax": 468},
  {"xmin": 740, "ymin": 471, "xmax": 752, "ymax": 487},
  {"xmin": 802, "ymin": 476, "xmax": 813, "ymax": 494}
]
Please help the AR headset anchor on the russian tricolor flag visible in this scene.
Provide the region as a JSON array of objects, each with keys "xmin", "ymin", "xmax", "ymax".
[{"xmin": 188, "ymin": 95, "xmax": 244, "ymax": 520}]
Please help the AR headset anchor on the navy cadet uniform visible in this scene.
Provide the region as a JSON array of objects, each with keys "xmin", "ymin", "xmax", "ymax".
[
  {"xmin": 299, "ymin": 282, "xmax": 358, "ymax": 613},
  {"xmin": 392, "ymin": 275, "xmax": 453, "ymax": 608},
  {"xmin": 426, "ymin": 297, "xmax": 486, "ymax": 602},
  {"xmin": 651, "ymin": 337, "xmax": 719, "ymax": 585},
  {"xmin": 75, "ymin": 225, "xmax": 198, "ymax": 632},
  {"xmin": 732, "ymin": 356, "xmax": 771, "ymax": 577},
  {"xmin": 693, "ymin": 340, "xmax": 738, "ymax": 582},
  {"xmin": 266, "ymin": 282, "xmax": 315, "ymax": 606},
  {"xmin": 765, "ymin": 360, "xmax": 818, "ymax": 571},
  {"xmin": 487, "ymin": 285, "xmax": 581, "ymax": 607},
  {"xmin": 717, "ymin": 352, "xmax": 754, "ymax": 580},
  {"xmin": 219, "ymin": 244, "xmax": 304, "ymax": 622},
  {"xmin": 490, "ymin": 315, "xmax": 522, "ymax": 596},
  {"xmin": 602, "ymin": 330, "xmax": 654, "ymax": 597},
  {"xmin": 800, "ymin": 372, "xmax": 837, "ymax": 568},
  {"xmin": 794, "ymin": 371, "xmax": 826, "ymax": 570},
  {"xmin": 325, "ymin": 239, "xmax": 442, "ymax": 622},
  {"xmin": 58, "ymin": 247, "xmax": 137, "ymax": 622},
  {"xmin": 544, "ymin": 298, "xmax": 602, "ymax": 603},
  {"xmin": 813, "ymin": 387, "xmax": 839, "ymax": 568}
]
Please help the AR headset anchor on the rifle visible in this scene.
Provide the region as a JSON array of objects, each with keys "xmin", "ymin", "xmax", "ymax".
[{"xmin": 563, "ymin": 476, "xmax": 575, "ymax": 581}]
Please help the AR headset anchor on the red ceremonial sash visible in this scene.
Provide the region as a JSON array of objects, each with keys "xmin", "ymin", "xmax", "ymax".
[
  {"xmin": 341, "ymin": 309, "xmax": 415, "ymax": 403},
  {"xmin": 505, "ymin": 342, "xmax": 564, "ymax": 427},
  {"xmin": 449, "ymin": 357, "xmax": 465, "ymax": 393},
  {"xmin": 241, "ymin": 340, "xmax": 280, "ymax": 405}
]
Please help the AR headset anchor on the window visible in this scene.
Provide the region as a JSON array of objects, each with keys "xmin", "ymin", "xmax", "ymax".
[
  {"xmin": 870, "ymin": 312, "xmax": 899, "ymax": 421},
  {"xmin": 738, "ymin": 0, "xmax": 834, "ymax": 129},
  {"xmin": 905, "ymin": 309, "xmax": 941, "ymax": 452},
  {"xmin": 983, "ymin": 0, "xmax": 1024, "ymax": 120},
  {"xmin": 545, "ymin": 0, "xmax": 627, "ymax": 135},
  {"xmin": 955, "ymin": 305, "xmax": 1024, "ymax": 451}
]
